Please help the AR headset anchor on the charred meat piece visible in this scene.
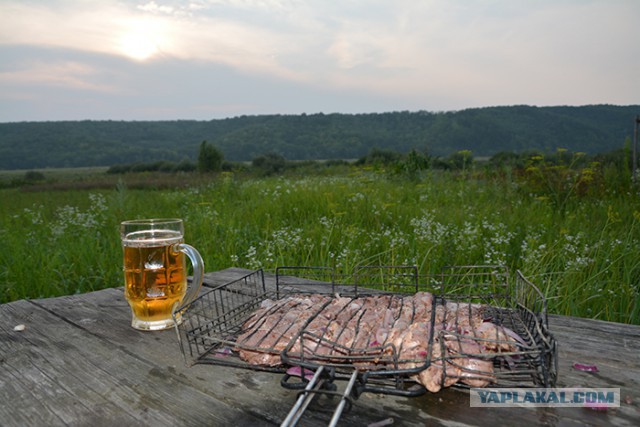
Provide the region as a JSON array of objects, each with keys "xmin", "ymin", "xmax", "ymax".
[
  {"xmin": 235, "ymin": 291, "xmax": 524, "ymax": 392},
  {"xmin": 469, "ymin": 322, "xmax": 522, "ymax": 352},
  {"xmin": 236, "ymin": 295, "xmax": 331, "ymax": 365},
  {"xmin": 413, "ymin": 339, "xmax": 460, "ymax": 393},
  {"xmin": 443, "ymin": 335, "xmax": 495, "ymax": 388}
]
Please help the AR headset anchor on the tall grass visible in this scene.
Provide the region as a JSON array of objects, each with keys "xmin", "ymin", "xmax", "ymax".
[{"xmin": 1, "ymin": 168, "xmax": 639, "ymax": 324}]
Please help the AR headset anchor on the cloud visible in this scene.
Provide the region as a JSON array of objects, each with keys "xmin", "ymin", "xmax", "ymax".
[
  {"xmin": 0, "ymin": 60, "xmax": 117, "ymax": 92},
  {"xmin": 314, "ymin": 0, "xmax": 640, "ymax": 106},
  {"xmin": 0, "ymin": 0, "xmax": 638, "ymax": 121},
  {"xmin": 137, "ymin": 1, "xmax": 175, "ymax": 14},
  {"xmin": 0, "ymin": 0, "xmax": 309, "ymax": 79}
]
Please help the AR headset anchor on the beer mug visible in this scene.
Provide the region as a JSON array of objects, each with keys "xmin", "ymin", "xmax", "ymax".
[{"xmin": 120, "ymin": 219, "xmax": 204, "ymax": 331}]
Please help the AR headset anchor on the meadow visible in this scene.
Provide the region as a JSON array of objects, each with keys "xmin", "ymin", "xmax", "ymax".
[{"xmin": 1, "ymin": 161, "xmax": 639, "ymax": 325}]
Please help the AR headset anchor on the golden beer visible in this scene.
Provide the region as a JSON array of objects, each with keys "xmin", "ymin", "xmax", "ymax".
[{"xmin": 120, "ymin": 219, "xmax": 204, "ymax": 331}]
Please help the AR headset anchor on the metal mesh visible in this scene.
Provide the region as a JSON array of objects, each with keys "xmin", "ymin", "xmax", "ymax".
[
  {"xmin": 174, "ymin": 269, "xmax": 282, "ymax": 371},
  {"xmin": 175, "ymin": 265, "xmax": 557, "ymax": 393},
  {"xmin": 433, "ymin": 265, "xmax": 557, "ymax": 389}
]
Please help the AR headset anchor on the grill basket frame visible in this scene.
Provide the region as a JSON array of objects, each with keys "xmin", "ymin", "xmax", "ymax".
[{"xmin": 174, "ymin": 265, "xmax": 557, "ymax": 395}]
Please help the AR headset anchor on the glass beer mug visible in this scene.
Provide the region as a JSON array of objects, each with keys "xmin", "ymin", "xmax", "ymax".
[{"xmin": 120, "ymin": 219, "xmax": 204, "ymax": 331}]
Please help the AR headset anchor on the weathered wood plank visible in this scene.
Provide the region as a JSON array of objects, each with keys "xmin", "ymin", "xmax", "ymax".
[
  {"xmin": 201, "ymin": 269, "xmax": 640, "ymax": 426},
  {"xmin": 2, "ymin": 267, "xmax": 639, "ymax": 427},
  {"xmin": 0, "ymin": 283, "xmax": 432, "ymax": 426},
  {"xmin": 29, "ymin": 290, "xmax": 305, "ymax": 425},
  {"xmin": 0, "ymin": 298, "xmax": 278, "ymax": 426},
  {"xmin": 548, "ymin": 313, "xmax": 640, "ymax": 421}
]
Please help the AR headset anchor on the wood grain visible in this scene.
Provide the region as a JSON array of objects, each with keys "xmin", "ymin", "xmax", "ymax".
[{"xmin": 1, "ymin": 268, "xmax": 639, "ymax": 426}]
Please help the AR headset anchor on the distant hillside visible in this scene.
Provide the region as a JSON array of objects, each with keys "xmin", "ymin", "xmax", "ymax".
[{"xmin": 0, "ymin": 105, "xmax": 637, "ymax": 170}]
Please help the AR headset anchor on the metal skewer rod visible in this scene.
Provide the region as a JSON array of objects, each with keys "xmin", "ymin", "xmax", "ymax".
[
  {"xmin": 328, "ymin": 370, "xmax": 359, "ymax": 427},
  {"xmin": 281, "ymin": 366, "xmax": 326, "ymax": 427}
]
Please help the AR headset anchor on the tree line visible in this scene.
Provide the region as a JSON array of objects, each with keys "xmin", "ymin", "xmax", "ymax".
[
  {"xmin": 8, "ymin": 143, "xmax": 636, "ymax": 202},
  {"xmin": 102, "ymin": 140, "xmax": 633, "ymax": 179},
  {"xmin": 0, "ymin": 105, "xmax": 637, "ymax": 170}
]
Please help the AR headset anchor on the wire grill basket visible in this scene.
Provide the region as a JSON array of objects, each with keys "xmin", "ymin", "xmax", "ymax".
[{"xmin": 174, "ymin": 265, "xmax": 556, "ymax": 392}]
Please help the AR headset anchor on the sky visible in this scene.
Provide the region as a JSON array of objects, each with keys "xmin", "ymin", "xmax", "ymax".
[{"xmin": 0, "ymin": 0, "xmax": 638, "ymax": 122}]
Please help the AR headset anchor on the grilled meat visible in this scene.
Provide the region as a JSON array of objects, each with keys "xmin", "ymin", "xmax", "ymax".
[{"xmin": 235, "ymin": 291, "xmax": 523, "ymax": 391}]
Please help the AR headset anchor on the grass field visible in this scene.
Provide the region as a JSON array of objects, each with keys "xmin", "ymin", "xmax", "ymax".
[{"xmin": 1, "ymin": 165, "xmax": 639, "ymax": 324}]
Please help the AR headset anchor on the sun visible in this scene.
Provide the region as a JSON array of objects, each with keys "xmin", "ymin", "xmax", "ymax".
[
  {"xmin": 117, "ymin": 20, "xmax": 164, "ymax": 61},
  {"xmin": 119, "ymin": 31, "xmax": 157, "ymax": 61}
]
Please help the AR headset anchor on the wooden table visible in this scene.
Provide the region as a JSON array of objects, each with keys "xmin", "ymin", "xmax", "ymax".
[{"xmin": 2, "ymin": 267, "xmax": 639, "ymax": 426}]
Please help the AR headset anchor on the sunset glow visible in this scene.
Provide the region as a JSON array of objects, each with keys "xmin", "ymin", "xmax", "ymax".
[
  {"xmin": 0, "ymin": 0, "xmax": 637, "ymax": 121},
  {"xmin": 117, "ymin": 20, "xmax": 165, "ymax": 61}
]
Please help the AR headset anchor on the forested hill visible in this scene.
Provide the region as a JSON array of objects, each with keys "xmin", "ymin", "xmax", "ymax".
[{"xmin": 1, "ymin": 104, "xmax": 638, "ymax": 170}]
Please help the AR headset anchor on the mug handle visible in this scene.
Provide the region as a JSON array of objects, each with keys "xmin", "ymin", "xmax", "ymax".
[{"xmin": 174, "ymin": 243, "xmax": 204, "ymax": 311}]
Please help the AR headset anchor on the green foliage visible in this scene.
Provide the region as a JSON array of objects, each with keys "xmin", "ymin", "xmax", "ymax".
[
  {"xmin": 197, "ymin": 140, "xmax": 224, "ymax": 173},
  {"xmin": 488, "ymin": 151, "xmax": 542, "ymax": 169},
  {"xmin": 393, "ymin": 149, "xmax": 431, "ymax": 179},
  {"xmin": 107, "ymin": 160, "xmax": 197, "ymax": 174},
  {"xmin": 1, "ymin": 105, "xmax": 638, "ymax": 169},
  {"xmin": 24, "ymin": 170, "xmax": 46, "ymax": 182},
  {"xmin": 356, "ymin": 148, "xmax": 402, "ymax": 167},
  {"xmin": 252, "ymin": 153, "xmax": 287, "ymax": 176},
  {"xmin": 516, "ymin": 149, "xmax": 607, "ymax": 212},
  {"xmin": 593, "ymin": 138, "xmax": 634, "ymax": 194},
  {"xmin": 448, "ymin": 150, "xmax": 474, "ymax": 171},
  {"xmin": 0, "ymin": 170, "xmax": 49, "ymax": 188},
  {"xmin": 175, "ymin": 158, "xmax": 198, "ymax": 172}
]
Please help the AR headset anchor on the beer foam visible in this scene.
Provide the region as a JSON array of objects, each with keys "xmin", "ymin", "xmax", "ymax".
[{"xmin": 123, "ymin": 229, "xmax": 182, "ymax": 247}]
